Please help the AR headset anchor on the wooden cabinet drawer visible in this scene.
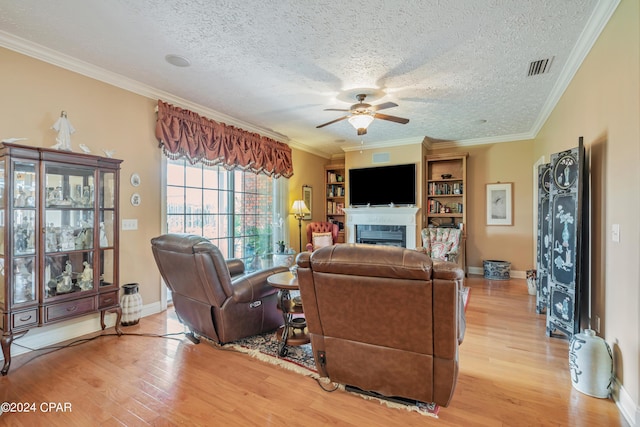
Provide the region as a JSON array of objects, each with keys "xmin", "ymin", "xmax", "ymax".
[
  {"xmin": 99, "ymin": 291, "xmax": 119, "ymax": 309},
  {"xmin": 45, "ymin": 297, "xmax": 96, "ymax": 323},
  {"xmin": 12, "ymin": 308, "xmax": 38, "ymax": 329}
]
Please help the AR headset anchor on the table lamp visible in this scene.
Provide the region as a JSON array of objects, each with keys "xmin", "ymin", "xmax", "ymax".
[{"xmin": 291, "ymin": 200, "xmax": 310, "ymax": 252}]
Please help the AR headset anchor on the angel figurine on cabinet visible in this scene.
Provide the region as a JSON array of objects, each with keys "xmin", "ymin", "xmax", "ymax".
[{"xmin": 51, "ymin": 111, "xmax": 75, "ymax": 151}]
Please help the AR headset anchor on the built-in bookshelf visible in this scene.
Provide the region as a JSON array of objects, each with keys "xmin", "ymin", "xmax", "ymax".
[
  {"xmin": 425, "ymin": 153, "xmax": 468, "ymax": 230},
  {"xmin": 325, "ymin": 163, "xmax": 345, "ymax": 243}
]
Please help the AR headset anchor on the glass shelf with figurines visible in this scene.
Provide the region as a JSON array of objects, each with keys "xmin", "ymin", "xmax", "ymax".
[
  {"xmin": 12, "ymin": 256, "xmax": 36, "ymax": 305},
  {"xmin": 45, "ymin": 165, "xmax": 95, "ymax": 209},
  {"xmin": 44, "ymin": 252, "xmax": 95, "ymax": 299},
  {"xmin": 44, "ymin": 210, "xmax": 94, "ymax": 253},
  {"xmin": 13, "ymin": 161, "xmax": 36, "ymax": 209},
  {"xmin": 13, "ymin": 209, "xmax": 36, "ymax": 256}
]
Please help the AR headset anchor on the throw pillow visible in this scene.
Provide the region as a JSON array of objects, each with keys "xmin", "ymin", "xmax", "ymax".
[
  {"xmin": 430, "ymin": 241, "xmax": 453, "ymax": 260},
  {"xmin": 312, "ymin": 232, "xmax": 333, "ymax": 250}
]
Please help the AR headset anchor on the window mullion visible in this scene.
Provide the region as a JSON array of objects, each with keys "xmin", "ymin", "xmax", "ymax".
[{"xmin": 228, "ymin": 169, "xmax": 236, "ymax": 257}]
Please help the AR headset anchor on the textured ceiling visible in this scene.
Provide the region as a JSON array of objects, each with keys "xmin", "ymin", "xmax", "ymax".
[{"xmin": 0, "ymin": 1, "xmax": 618, "ymax": 157}]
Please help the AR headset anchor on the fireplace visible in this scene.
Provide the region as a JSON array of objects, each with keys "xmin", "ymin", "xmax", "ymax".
[
  {"xmin": 356, "ymin": 225, "xmax": 406, "ymax": 247},
  {"xmin": 342, "ymin": 206, "xmax": 420, "ymax": 248}
]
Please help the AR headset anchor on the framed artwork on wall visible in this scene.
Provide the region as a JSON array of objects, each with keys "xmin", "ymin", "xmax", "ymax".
[
  {"xmin": 302, "ymin": 185, "xmax": 312, "ymax": 220},
  {"xmin": 486, "ymin": 182, "xmax": 513, "ymax": 225}
]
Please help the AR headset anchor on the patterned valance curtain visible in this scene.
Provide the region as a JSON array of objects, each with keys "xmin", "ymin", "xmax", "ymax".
[{"xmin": 155, "ymin": 100, "xmax": 293, "ymax": 178}]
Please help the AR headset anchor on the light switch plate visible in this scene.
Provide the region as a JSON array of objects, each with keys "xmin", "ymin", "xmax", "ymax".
[
  {"xmin": 611, "ymin": 224, "xmax": 620, "ymax": 242},
  {"xmin": 122, "ymin": 219, "xmax": 138, "ymax": 230}
]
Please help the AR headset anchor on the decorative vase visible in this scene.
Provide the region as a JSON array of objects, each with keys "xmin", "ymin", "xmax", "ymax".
[
  {"xmin": 120, "ymin": 283, "xmax": 143, "ymax": 326},
  {"xmin": 483, "ymin": 260, "xmax": 511, "ymax": 280},
  {"xmin": 569, "ymin": 329, "xmax": 613, "ymax": 398}
]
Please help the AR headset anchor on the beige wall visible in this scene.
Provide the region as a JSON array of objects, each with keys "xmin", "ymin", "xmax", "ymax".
[
  {"xmin": 287, "ymin": 148, "xmax": 330, "ymax": 251},
  {"xmin": 427, "ymin": 141, "xmax": 535, "ymax": 272},
  {"xmin": 0, "ymin": 47, "xmax": 326, "ymax": 310},
  {"xmin": 533, "ymin": 0, "xmax": 639, "ymax": 412},
  {"xmin": 0, "ymin": 47, "xmax": 162, "ymax": 307}
]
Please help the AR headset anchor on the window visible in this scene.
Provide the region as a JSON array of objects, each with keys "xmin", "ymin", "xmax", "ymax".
[{"xmin": 166, "ymin": 158, "xmax": 287, "ymax": 268}]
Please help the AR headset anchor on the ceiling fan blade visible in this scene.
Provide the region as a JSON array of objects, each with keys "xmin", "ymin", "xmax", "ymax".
[
  {"xmin": 370, "ymin": 102, "xmax": 398, "ymax": 112},
  {"xmin": 374, "ymin": 113, "xmax": 410, "ymax": 124},
  {"xmin": 323, "ymin": 108, "xmax": 350, "ymax": 112},
  {"xmin": 316, "ymin": 116, "xmax": 349, "ymax": 128}
]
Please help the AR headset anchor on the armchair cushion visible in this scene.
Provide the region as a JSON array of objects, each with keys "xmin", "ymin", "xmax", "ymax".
[
  {"xmin": 431, "ymin": 241, "xmax": 453, "ymax": 260},
  {"xmin": 421, "ymin": 227, "xmax": 462, "ymax": 262},
  {"xmin": 306, "ymin": 222, "xmax": 339, "ymax": 251},
  {"xmin": 312, "ymin": 232, "xmax": 333, "ymax": 249}
]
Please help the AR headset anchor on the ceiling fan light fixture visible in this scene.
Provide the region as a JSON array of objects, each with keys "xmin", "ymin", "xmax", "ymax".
[{"xmin": 348, "ymin": 113, "xmax": 374, "ymax": 134}]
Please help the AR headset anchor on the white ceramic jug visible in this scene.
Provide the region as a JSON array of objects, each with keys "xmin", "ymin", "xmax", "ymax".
[{"xmin": 569, "ymin": 329, "xmax": 613, "ymax": 398}]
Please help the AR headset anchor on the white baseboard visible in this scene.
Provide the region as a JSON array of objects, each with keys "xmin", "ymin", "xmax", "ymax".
[
  {"xmin": 1, "ymin": 301, "xmax": 164, "ymax": 361},
  {"xmin": 613, "ymin": 378, "xmax": 638, "ymax": 426},
  {"xmin": 467, "ymin": 266, "xmax": 526, "ymax": 279}
]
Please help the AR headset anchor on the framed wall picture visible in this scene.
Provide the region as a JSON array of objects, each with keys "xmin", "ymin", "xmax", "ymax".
[
  {"xmin": 130, "ymin": 173, "xmax": 141, "ymax": 187},
  {"xmin": 302, "ymin": 185, "xmax": 312, "ymax": 220},
  {"xmin": 486, "ymin": 183, "xmax": 513, "ymax": 225}
]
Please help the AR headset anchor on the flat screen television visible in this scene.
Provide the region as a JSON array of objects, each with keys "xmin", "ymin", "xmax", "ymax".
[{"xmin": 349, "ymin": 163, "xmax": 416, "ymax": 207}]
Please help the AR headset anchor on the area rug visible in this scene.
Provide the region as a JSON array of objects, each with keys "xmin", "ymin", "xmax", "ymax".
[{"xmin": 224, "ymin": 332, "xmax": 440, "ymax": 417}]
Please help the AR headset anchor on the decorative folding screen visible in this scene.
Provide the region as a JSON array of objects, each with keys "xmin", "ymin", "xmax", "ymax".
[
  {"xmin": 545, "ymin": 137, "xmax": 589, "ymax": 339},
  {"xmin": 536, "ymin": 163, "xmax": 551, "ymax": 314}
]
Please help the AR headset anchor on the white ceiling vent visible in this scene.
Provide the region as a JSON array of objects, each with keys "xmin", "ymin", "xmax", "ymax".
[{"xmin": 528, "ymin": 57, "xmax": 554, "ymax": 76}]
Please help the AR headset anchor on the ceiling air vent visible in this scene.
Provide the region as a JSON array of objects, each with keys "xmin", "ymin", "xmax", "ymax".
[{"xmin": 528, "ymin": 57, "xmax": 554, "ymax": 76}]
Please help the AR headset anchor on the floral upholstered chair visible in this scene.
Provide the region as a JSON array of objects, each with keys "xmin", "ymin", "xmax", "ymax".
[
  {"xmin": 418, "ymin": 227, "xmax": 465, "ymax": 269},
  {"xmin": 306, "ymin": 222, "xmax": 339, "ymax": 252}
]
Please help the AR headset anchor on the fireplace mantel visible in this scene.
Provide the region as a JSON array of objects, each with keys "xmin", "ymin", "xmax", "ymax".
[{"xmin": 343, "ymin": 206, "xmax": 421, "ymax": 248}]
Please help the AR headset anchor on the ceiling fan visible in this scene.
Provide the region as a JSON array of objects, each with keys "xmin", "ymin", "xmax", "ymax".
[{"xmin": 316, "ymin": 94, "xmax": 410, "ymax": 135}]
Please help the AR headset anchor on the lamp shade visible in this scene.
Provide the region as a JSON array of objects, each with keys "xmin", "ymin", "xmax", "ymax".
[
  {"xmin": 291, "ymin": 200, "xmax": 310, "ymax": 217},
  {"xmin": 348, "ymin": 114, "xmax": 374, "ymax": 131}
]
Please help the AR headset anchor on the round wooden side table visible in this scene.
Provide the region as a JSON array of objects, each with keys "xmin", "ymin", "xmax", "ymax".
[{"xmin": 266, "ymin": 271, "xmax": 310, "ymax": 356}]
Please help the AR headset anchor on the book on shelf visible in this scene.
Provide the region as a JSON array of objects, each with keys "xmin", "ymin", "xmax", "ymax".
[
  {"xmin": 327, "ymin": 172, "xmax": 343, "ymax": 183},
  {"xmin": 428, "ymin": 200, "xmax": 463, "ymax": 214},
  {"xmin": 428, "ymin": 182, "xmax": 463, "ymax": 195},
  {"xmin": 326, "ymin": 184, "xmax": 344, "ymax": 197},
  {"xmin": 327, "ymin": 201, "xmax": 345, "ymax": 215}
]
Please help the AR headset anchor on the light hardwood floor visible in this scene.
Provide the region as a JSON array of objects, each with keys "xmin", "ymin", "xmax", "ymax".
[{"xmin": 0, "ymin": 275, "xmax": 628, "ymax": 426}]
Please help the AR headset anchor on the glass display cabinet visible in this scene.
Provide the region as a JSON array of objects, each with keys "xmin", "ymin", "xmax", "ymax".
[{"xmin": 0, "ymin": 142, "xmax": 122, "ymax": 375}]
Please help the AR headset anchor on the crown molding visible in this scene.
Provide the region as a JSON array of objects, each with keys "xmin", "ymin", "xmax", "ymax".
[
  {"xmin": 341, "ymin": 136, "xmax": 424, "ymax": 152},
  {"xmin": 423, "ymin": 132, "xmax": 535, "ymax": 150},
  {"xmin": 529, "ymin": 0, "xmax": 621, "ymax": 136},
  {"xmin": 286, "ymin": 139, "xmax": 332, "ymax": 159}
]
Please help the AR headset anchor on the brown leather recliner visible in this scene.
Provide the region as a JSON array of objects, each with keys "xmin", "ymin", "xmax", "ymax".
[
  {"xmin": 151, "ymin": 234, "xmax": 288, "ymax": 344},
  {"xmin": 296, "ymin": 244, "xmax": 465, "ymax": 407}
]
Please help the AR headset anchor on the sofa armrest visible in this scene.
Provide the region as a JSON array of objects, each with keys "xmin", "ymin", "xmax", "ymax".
[
  {"xmin": 226, "ymin": 259, "xmax": 245, "ymax": 277},
  {"xmin": 432, "ymin": 260, "xmax": 466, "ymax": 344},
  {"xmin": 231, "ymin": 266, "xmax": 289, "ymax": 303}
]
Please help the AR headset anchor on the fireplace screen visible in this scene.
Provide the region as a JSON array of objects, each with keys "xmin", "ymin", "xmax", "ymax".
[{"xmin": 356, "ymin": 225, "xmax": 406, "ymax": 247}]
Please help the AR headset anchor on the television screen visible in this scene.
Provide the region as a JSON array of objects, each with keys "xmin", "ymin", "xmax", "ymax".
[{"xmin": 349, "ymin": 163, "xmax": 416, "ymax": 206}]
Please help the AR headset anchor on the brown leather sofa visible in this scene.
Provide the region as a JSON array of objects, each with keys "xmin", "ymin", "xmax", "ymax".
[
  {"xmin": 151, "ymin": 234, "xmax": 288, "ymax": 344},
  {"xmin": 296, "ymin": 243, "xmax": 465, "ymax": 407}
]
